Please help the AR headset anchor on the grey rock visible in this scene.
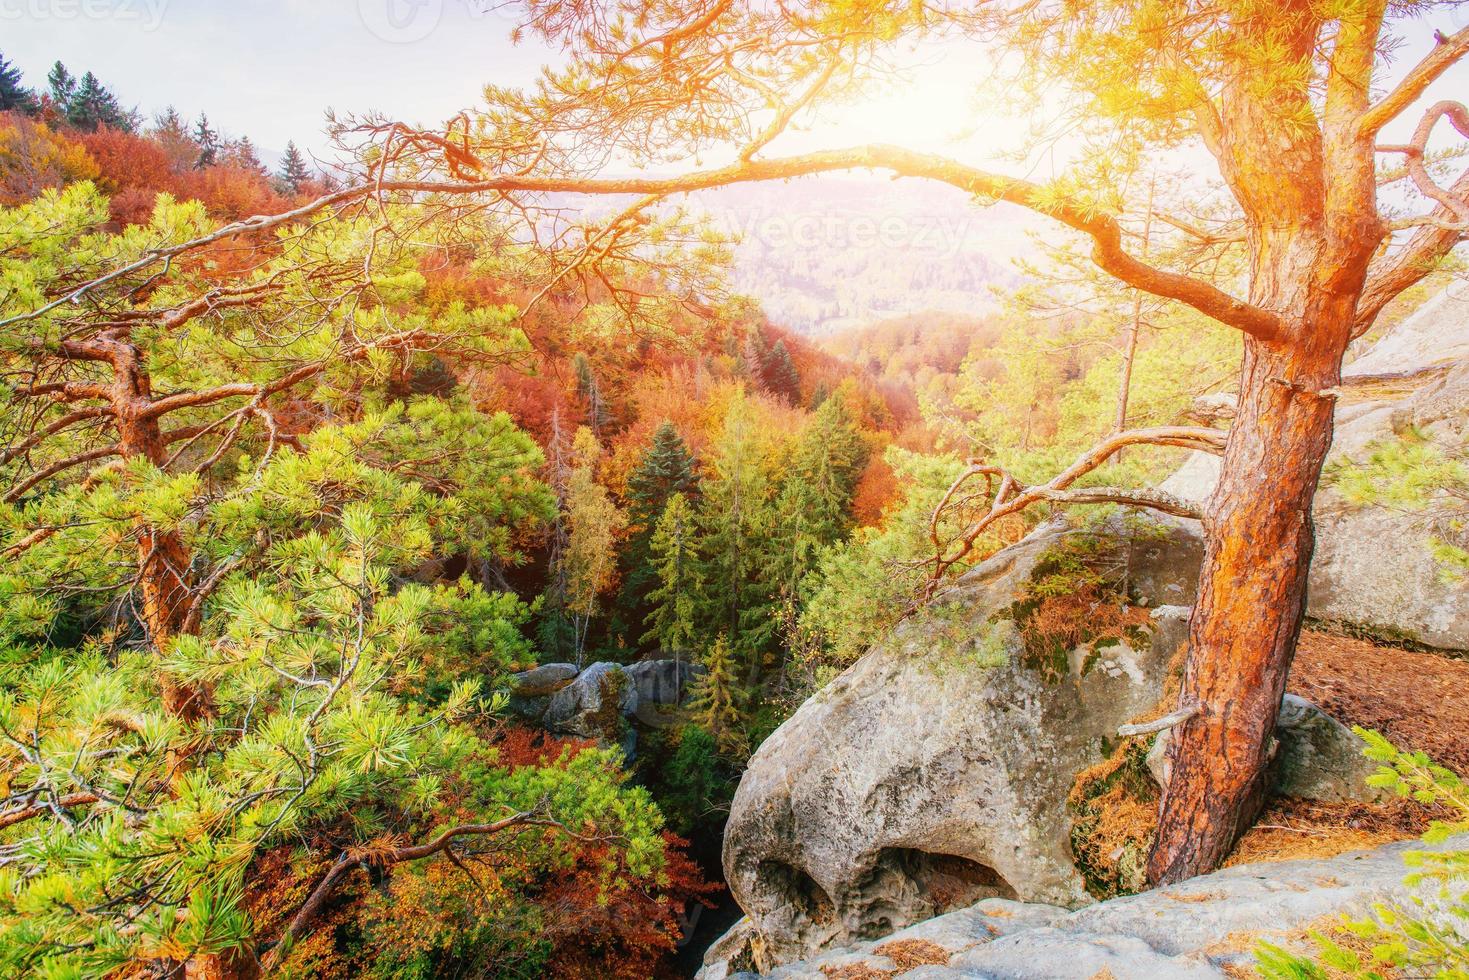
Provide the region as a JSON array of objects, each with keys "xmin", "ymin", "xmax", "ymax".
[
  {"xmin": 719, "ymin": 516, "xmax": 1202, "ymax": 967},
  {"xmin": 507, "ymin": 662, "xmax": 578, "ymax": 697},
  {"xmin": 543, "ymin": 662, "xmax": 635, "ymax": 739},
  {"xmin": 623, "ymin": 658, "xmax": 704, "ymax": 727},
  {"xmin": 540, "ymin": 659, "xmax": 704, "ymax": 739},
  {"xmin": 1148, "ymin": 694, "xmax": 1383, "ymax": 803},
  {"xmin": 1273, "ymin": 694, "xmax": 1384, "ymax": 802},
  {"xmin": 700, "ymin": 835, "xmax": 1467, "ymax": 979}
]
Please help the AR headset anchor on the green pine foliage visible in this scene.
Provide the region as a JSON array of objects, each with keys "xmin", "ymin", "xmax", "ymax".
[
  {"xmin": 643, "ymin": 492, "xmax": 704, "ymax": 659},
  {"xmin": 761, "ymin": 339, "xmax": 802, "ymax": 405},
  {"xmin": 1327, "ymin": 434, "xmax": 1469, "ymax": 580},
  {"xmin": 618, "ymin": 421, "xmax": 700, "ymax": 649}
]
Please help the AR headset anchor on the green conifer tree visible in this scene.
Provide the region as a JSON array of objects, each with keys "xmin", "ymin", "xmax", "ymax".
[
  {"xmin": 689, "ymin": 633, "xmax": 742, "ymax": 756},
  {"xmin": 278, "ymin": 140, "xmax": 312, "ymax": 193},
  {"xmin": 616, "ymin": 420, "xmax": 698, "ymax": 647},
  {"xmin": 643, "ymin": 493, "xmax": 704, "ymax": 678},
  {"xmin": 0, "ymin": 52, "xmax": 36, "ymax": 114},
  {"xmin": 45, "ymin": 61, "xmax": 75, "ymax": 109},
  {"xmin": 762, "ymin": 338, "xmax": 802, "ymax": 405},
  {"xmin": 697, "ymin": 393, "xmax": 778, "ymax": 682},
  {"xmin": 66, "ymin": 70, "xmax": 132, "ymax": 131},
  {"xmin": 193, "ymin": 112, "xmax": 219, "ymax": 168}
]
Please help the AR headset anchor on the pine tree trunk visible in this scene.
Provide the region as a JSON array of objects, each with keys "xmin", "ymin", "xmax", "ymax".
[
  {"xmin": 113, "ymin": 367, "xmax": 215, "ymax": 725},
  {"xmin": 1147, "ymin": 326, "xmax": 1345, "ymax": 882}
]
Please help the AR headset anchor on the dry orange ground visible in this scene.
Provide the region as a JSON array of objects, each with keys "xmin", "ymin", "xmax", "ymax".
[{"xmin": 1224, "ymin": 628, "xmax": 1469, "ymax": 866}]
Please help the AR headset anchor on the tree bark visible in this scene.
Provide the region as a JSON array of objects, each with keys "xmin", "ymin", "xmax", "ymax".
[{"xmin": 1148, "ymin": 326, "xmax": 1346, "ymax": 882}]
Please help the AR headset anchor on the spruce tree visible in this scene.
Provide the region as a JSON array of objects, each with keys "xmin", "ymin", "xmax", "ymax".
[
  {"xmin": 769, "ymin": 396, "xmax": 868, "ymax": 599},
  {"xmin": 761, "ymin": 339, "xmax": 802, "ymax": 405},
  {"xmin": 615, "ymin": 420, "xmax": 699, "ymax": 647},
  {"xmin": 279, "ymin": 140, "xmax": 312, "ymax": 193},
  {"xmin": 643, "ymin": 493, "xmax": 704, "ymax": 675},
  {"xmin": 0, "ymin": 52, "xmax": 36, "ymax": 114},
  {"xmin": 193, "ymin": 113, "xmax": 219, "ymax": 168},
  {"xmin": 65, "ymin": 71, "xmax": 132, "ymax": 131},
  {"xmin": 45, "ymin": 61, "xmax": 75, "ymax": 109},
  {"xmin": 697, "ymin": 393, "xmax": 778, "ymax": 682}
]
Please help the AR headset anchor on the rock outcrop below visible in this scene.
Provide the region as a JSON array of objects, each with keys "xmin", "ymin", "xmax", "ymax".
[
  {"xmin": 699, "ymin": 835, "xmax": 1464, "ymax": 979},
  {"xmin": 718, "ymin": 516, "xmax": 1203, "ymax": 967},
  {"xmin": 510, "ymin": 658, "xmax": 703, "ymax": 741},
  {"xmin": 1163, "ymin": 280, "xmax": 1469, "ymax": 651}
]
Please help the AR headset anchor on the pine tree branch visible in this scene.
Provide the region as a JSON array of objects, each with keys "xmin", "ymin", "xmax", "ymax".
[
  {"xmin": 920, "ymin": 426, "xmax": 1226, "ymax": 597},
  {"xmin": 3, "ymin": 147, "xmax": 1289, "ymax": 344},
  {"xmin": 1358, "ymin": 25, "xmax": 1469, "ymax": 138}
]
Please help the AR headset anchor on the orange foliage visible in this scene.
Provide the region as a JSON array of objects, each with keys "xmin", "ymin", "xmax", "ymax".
[{"xmin": 0, "ymin": 111, "xmax": 99, "ymax": 206}]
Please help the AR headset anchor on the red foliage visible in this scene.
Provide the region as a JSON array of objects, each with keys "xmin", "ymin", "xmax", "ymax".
[
  {"xmin": 75, "ymin": 126, "xmax": 292, "ymax": 224},
  {"xmin": 851, "ymin": 450, "xmax": 901, "ymax": 528},
  {"xmin": 493, "ymin": 726, "xmax": 598, "ymax": 769}
]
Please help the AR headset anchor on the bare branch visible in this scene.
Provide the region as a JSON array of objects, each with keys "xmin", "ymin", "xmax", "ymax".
[
  {"xmin": 921, "ymin": 426, "xmax": 1226, "ymax": 595},
  {"xmin": 1358, "ymin": 26, "xmax": 1469, "ymax": 138}
]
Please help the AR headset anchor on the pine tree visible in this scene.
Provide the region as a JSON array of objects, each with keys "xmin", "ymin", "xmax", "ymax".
[
  {"xmin": 761, "ymin": 339, "xmax": 802, "ymax": 405},
  {"xmin": 278, "ymin": 140, "xmax": 311, "ymax": 193},
  {"xmin": 193, "ymin": 113, "xmax": 219, "ymax": 168},
  {"xmin": 741, "ymin": 328, "xmax": 768, "ymax": 387},
  {"xmin": 689, "ymin": 633, "xmax": 742, "ymax": 756},
  {"xmin": 697, "ymin": 393, "xmax": 777, "ymax": 682},
  {"xmin": 65, "ymin": 71, "xmax": 132, "ymax": 131},
  {"xmin": 0, "ymin": 52, "xmax": 36, "ymax": 114},
  {"xmin": 643, "ymin": 493, "xmax": 704, "ymax": 678},
  {"xmin": 616, "ymin": 420, "xmax": 699, "ymax": 647},
  {"xmin": 768, "ymin": 395, "xmax": 869, "ymax": 601}
]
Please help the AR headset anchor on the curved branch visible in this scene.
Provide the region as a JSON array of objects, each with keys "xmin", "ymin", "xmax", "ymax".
[
  {"xmin": 1358, "ymin": 26, "xmax": 1469, "ymax": 138},
  {"xmin": 1377, "ymin": 100, "xmax": 1469, "ymax": 229},
  {"xmin": 4, "ymin": 146, "xmax": 1287, "ymax": 344},
  {"xmin": 922, "ymin": 426, "xmax": 1225, "ymax": 596},
  {"xmin": 1355, "ymin": 164, "xmax": 1469, "ymax": 337}
]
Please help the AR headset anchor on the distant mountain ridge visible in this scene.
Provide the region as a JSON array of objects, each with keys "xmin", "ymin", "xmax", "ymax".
[{"xmin": 683, "ymin": 176, "xmax": 1039, "ymax": 335}]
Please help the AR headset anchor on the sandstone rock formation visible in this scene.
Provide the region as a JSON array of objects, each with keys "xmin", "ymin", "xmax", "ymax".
[
  {"xmin": 514, "ymin": 658, "xmax": 703, "ymax": 740},
  {"xmin": 718, "ymin": 516, "xmax": 1202, "ymax": 967},
  {"xmin": 699, "ymin": 834, "xmax": 1465, "ymax": 979}
]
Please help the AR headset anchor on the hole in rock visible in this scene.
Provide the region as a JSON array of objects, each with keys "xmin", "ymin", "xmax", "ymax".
[
  {"xmin": 755, "ymin": 860, "xmax": 835, "ymax": 924},
  {"xmin": 875, "ymin": 848, "xmax": 1017, "ymax": 912}
]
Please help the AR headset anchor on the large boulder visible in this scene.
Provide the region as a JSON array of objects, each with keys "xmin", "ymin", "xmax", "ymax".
[
  {"xmin": 544, "ymin": 662, "xmax": 638, "ymax": 739},
  {"xmin": 1162, "ymin": 280, "xmax": 1469, "ymax": 651},
  {"xmin": 700, "ymin": 834, "xmax": 1467, "ymax": 979},
  {"xmin": 718, "ymin": 516, "xmax": 1202, "ymax": 968}
]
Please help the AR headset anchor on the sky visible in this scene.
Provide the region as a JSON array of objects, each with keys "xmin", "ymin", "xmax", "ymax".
[{"xmin": 2, "ymin": 1, "xmax": 1465, "ymax": 175}]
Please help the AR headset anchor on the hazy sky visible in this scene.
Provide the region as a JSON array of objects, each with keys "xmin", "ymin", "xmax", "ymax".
[{"xmin": 3, "ymin": 0, "xmax": 1465, "ymax": 172}]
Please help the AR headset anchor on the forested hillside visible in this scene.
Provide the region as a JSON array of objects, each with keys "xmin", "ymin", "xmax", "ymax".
[{"xmin": 1, "ymin": 2, "xmax": 1467, "ymax": 977}]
